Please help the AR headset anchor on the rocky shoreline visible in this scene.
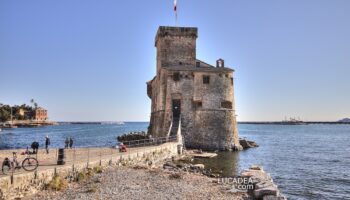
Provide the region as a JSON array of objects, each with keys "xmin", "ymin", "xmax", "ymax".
[
  {"xmin": 164, "ymin": 153, "xmax": 286, "ymax": 200},
  {"xmin": 24, "ymin": 150, "xmax": 286, "ymax": 200}
]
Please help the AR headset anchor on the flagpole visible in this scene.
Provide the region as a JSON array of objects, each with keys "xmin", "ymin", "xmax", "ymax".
[
  {"xmin": 174, "ymin": 0, "xmax": 178, "ymax": 26},
  {"xmin": 176, "ymin": 12, "xmax": 178, "ymax": 27}
]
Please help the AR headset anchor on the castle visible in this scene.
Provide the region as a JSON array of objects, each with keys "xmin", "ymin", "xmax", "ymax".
[{"xmin": 147, "ymin": 26, "xmax": 242, "ymax": 151}]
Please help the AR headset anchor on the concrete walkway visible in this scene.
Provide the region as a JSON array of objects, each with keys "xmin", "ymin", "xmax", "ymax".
[{"xmin": 0, "ymin": 142, "xmax": 178, "ymax": 178}]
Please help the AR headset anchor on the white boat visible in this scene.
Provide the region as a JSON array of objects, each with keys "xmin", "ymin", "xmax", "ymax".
[{"xmin": 101, "ymin": 121, "xmax": 125, "ymax": 125}]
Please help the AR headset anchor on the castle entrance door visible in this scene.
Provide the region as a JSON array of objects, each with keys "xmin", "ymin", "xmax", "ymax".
[{"xmin": 172, "ymin": 99, "xmax": 181, "ymax": 119}]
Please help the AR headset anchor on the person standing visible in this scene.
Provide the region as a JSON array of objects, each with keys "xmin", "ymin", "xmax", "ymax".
[
  {"xmin": 65, "ymin": 138, "xmax": 69, "ymax": 148},
  {"xmin": 45, "ymin": 135, "xmax": 50, "ymax": 154},
  {"xmin": 69, "ymin": 137, "xmax": 73, "ymax": 148}
]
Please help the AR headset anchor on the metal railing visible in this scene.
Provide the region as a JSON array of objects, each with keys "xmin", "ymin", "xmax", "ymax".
[
  {"xmin": 121, "ymin": 135, "xmax": 177, "ymax": 147},
  {"xmin": 0, "ymin": 135, "xmax": 179, "ymax": 177}
]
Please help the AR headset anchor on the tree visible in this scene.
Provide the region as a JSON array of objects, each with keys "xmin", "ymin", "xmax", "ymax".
[
  {"xmin": 0, "ymin": 105, "xmax": 11, "ymax": 122},
  {"xmin": 30, "ymin": 99, "xmax": 38, "ymax": 109}
]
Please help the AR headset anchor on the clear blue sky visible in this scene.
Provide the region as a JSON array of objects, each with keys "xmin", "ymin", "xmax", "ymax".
[{"xmin": 1, "ymin": 0, "xmax": 350, "ymax": 121}]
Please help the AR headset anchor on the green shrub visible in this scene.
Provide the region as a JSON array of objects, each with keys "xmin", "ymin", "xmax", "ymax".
[
  {"xmin": 86, "ymin": 168, "xmax": 94, "ymax": 176},
  {"xmin": 76, "ymin": 171, "xmax": 87, "ymax": 182},
  {"xmin": 75, "ymin": 168, "xmax": 95, "ymax": 182},
  {"xmin": 93, "ymin": 166, "xmax": 103, "ymax": 174},
  {"xmin": 47, "ymin": 175, "xmax": 68, "ymax": 191}
]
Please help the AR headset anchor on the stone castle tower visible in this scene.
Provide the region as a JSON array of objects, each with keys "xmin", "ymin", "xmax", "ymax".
[{"xmin": 147, "ymin": 26, "xmax": 242, "ymax": 150}]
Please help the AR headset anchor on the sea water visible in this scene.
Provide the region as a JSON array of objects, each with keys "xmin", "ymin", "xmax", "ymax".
[{"xmin": 0, "ymin": 123, "xmax": 349, "ymax": 199}]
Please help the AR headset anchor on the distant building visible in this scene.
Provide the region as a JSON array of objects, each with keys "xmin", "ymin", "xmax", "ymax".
[
  {"xmin": 34, "ymin": 107, "xmax": 48, "ymax": 121},
  {"xmin": 18, "ymin": 108, "xmax": 25, "ymax": 116},
  {"xmin": 147, "ymin": 26, "xmax": 242, "ymax": 150}
]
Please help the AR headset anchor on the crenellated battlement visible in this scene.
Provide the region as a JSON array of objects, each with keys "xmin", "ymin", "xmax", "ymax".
[
  {"xmin": 155, "ymin": 26, "xmax": 198, "ymax": 70},
  {"xmin": 155, "ymin": 26, "xmax": 198, "ymax": 46}
]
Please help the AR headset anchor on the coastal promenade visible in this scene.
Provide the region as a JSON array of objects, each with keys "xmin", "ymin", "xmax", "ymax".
[
  {"xmin": 0, "ymin": 137, "xmax": 181, "ymax": 199},
  {"xmin": 0, "ymin": 137, "xmax": 178, "ymax": 178}
]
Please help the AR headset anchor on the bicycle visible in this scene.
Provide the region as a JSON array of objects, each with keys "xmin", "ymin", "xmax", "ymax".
[{"xmin": 2, "ymin": 152, "xmax": 39, "ymax": 175}]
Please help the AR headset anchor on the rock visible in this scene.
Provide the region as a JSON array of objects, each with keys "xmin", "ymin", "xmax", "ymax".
[
  {"xmin": 209, "ymin": 173, "xmax": 220, "ymax": 178},
  {"xmin": 176, "ymin": 163, "xmax": 185, "ymax": 168},
  {"xmin": 191, "ymin": 152, "xmax": 217, "ymax": 158},
  {"xmin": 232, "ymin": 145, "xmax": 243, "ymax": 151},
  {"xmin": 250, "ymin": 165, "xmax": 263, "ymax": 170},
  {"xmin": 254, "ymin": 186, "xmax": 278, "ymax": 198},
  {"xmin": 263, "ymin": 195, "xmax": 287, "ymax": 200},
  {"xmin": 239, "ymin": 139, "xmax": 259, "ymax": 149},
  {"xmin": 177, "ymin": 155, "xmax": 194, "ymax": 162},
  {"xmin": 263, "ymin": 195, "xmax": 279, "ymax": 200},
  {"xmin": 239, "ymin": 165, "xmax": 286, "ymax": 200},
  {"xmin": 163, "ymin": 161, "xmax": 177, "ymax": 169},
  {"xmin": 193, "ymin": 164, "xmax": 205, "ymax": 170},
  {"xmin": 255, "ymin": 181, "xmax": 274, "ymax": 190}
]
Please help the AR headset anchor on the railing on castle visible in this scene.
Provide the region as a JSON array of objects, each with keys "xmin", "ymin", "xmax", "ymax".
[{"xmin": 122, "ymin": 135, "xmax": 177, "ymax": 147}]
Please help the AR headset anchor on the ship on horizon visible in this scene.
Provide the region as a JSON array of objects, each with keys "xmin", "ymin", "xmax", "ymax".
[{"xmin": 281, "ymin": 117, "xmax": 306, "ymax": 125}]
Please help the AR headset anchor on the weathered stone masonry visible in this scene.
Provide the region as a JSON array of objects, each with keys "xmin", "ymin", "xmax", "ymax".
[{"xmin": 147, "ymin": 26, "xmax": 242, "ymax": 151}]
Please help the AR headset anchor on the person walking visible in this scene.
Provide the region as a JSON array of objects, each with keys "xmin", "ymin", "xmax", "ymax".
[
  {"xmin": 65, "ymin": 138, "xmax": 69, "ymax": 149},
  {"xmin": 69, "ymin": 137, "xmax": 73, "ymax": 148},
  {"xmin": 45, "ymin": 135, "xmax": 50, "ymax": 154}
]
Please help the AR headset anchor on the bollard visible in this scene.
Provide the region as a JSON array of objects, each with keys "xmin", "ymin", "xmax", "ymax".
[
  {"xmin": 177, "ymin": 144, "xmax": 183, "ymax": 155},
  {"xmin": 73, "ymin": 148, "xmax": 76, "ymax": 170},
  {"xmin": 87, "ymin": 148, "xmax": 90, "ymax": 168},
  {"xmin": 57, "ymin": 148, "xmax": 65, "ymax": 165},
  {"xmin": 99, "ymin": 149, "xmax": 102, "ymax": 166}
]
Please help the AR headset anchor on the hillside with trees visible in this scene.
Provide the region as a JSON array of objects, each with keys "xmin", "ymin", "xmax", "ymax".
[{"xmin": 0, "ymin": 99, "xmax": 39, "ymax": 122}]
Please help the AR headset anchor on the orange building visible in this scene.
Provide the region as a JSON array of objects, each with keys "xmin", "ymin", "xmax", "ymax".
[{"xmin": 34, "ymin": 107, "xmax": 48, "ymax": 121}]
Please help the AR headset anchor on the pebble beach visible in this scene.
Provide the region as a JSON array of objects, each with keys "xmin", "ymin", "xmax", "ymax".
[{"xmin": 26, "ymin": 166, "xmax": 248, "ymax": 200}]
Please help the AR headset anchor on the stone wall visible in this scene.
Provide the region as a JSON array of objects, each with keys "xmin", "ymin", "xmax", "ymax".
[{"xmin": 0, "ymin": 142, "xmax": 181, "ymax": 200}]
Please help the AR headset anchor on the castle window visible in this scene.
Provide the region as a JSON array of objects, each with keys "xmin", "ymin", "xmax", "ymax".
[
  {"xmin": 193, "ymin": 101, "xmax": 202, "ymax": 109},
  {"xmin": 225, "ymin": 74, "xmax": 229, "ymax": 78},
  {"xmin": 196, "ymin": 62, "xmax": 200, "ymax": 67},
  {"xmin": 173, "ymin": 72, "xmax": 180, "ymax": 81},
  {"xmin": 203, "ymin": 75, "xmax": 210, "ymax": 84},
  {"xmin": 179, "ymin": 62, "xmax": 183, "ymax": 65},
  {"xmin": 231, "ymin": 78, "xmax": 233, "ymax": 85},
  {"xmin": 221, "ymin": 101, "xmax": 233, "ymax": 109}
]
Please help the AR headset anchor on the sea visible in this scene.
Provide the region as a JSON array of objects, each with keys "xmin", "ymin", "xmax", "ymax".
[{"xmin": 0, "ymin": 122, "xmax": 349, "ymax": 200}]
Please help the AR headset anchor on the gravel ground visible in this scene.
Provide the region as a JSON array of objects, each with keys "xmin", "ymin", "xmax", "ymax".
[{"xmin": 27, "ymin": 166, "xmax": 249, "ymax": 200}]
